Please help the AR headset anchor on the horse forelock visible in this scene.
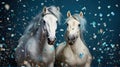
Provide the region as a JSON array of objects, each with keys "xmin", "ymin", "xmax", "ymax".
[
  {"xmin": 73, "ymin": 14, "xmax": 87, "ymax": 32},
  {"xmin": 47, "ymin": 6, "xmax": 61, "ymax": 24}
]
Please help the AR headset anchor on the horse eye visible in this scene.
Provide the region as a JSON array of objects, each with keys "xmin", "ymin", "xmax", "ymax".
[
  {"xmin": 43, "ymin": 20, "xmax": 46, "ymax": 24},
  {"xmin": 66, "ymin": 23, "xmax": 68, "ymax": 26},
  {"xmin": 56, "ymin": 20, "xmax": 58, "ymax": 23},
  {"xmin": 78, "ymin": 24, "xmax": 80, "ymax": 27}
]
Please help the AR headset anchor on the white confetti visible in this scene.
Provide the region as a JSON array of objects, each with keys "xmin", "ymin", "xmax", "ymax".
[
  {"xmin": 93, "ymin": 33, "xmax": 97, "ymax": 39},
  {"xmin": 98, "ymin": 6, "xmax": 101, "ymax": 9},
  {"xmin": 11, "ymin": 34, "xmax": 14, "ymax": 37},
  {"xmin": 41, "ymin": 3, "xmax": 44, "ymax": 6},
  {"xmin": 94, "ymin": 13, "xmax": 97, "ymax": 16},
  {"xmin": 107, "ymin": 14, "xmax": 110, "ymax": 17},
  {"xmin": 107, "ymin": 5, "xmax": 111, "ymax": 9},
  {"xmin": 99, "ymin": 13, "xmax": 103, "ymax": 17},
  {"xmin": 90, "ymin": 21, "xmax": 96, "ymax": 28},
  {"xmin": 23, "ymin": 4, "xmax": 26, "ymax": 7},
  {"xmin": 93, "ymin": 47, "xmax": 96, "ymax": 50},
  {"xmin": 115, "ymin": 4, "xmax": 119, "ymax": 7},
  {"xmin": 2, "ymin": 37, "xmax": 5, "ymax": 41},
  {"xmin": 111, "ymin": 12, "xmax": 115, "ymax": 16},
  {"xmin": 7, "ymin": 17, "xmax": 9, "ymax": 20},
  {"xmin": 103, "ymin": 23, "xmax": 107, "ymax": 27},
  {"xmin": 8, "ymin": 28, "xmax": 12, "ymax": 30},
  {"xmin": 76, "ymin": 0, "xmax": 79, "ymax": 2},
  {"xmin": 81, "ymin": 7, "xmax": 86, "ymax": 10},
  {"xmin": 60, "ymin": 29, "xmax": 64, "ymax": 31},
  {"xmin": 5, "ymin": 4, "xmax": 10, "ymax": 10}
]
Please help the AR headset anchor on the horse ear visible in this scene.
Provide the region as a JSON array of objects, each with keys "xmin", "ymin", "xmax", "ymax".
[
  {"xmin": 57, "ymin": 7, "xmax": 60, "ymax": 11},
  {"xmin": 80, "ymin": 11, "xmax": 83, "ymax": 17},
  {"xmin": 43, "ymin": 6, "xmax": 47, "ymax": 13},
  {"xmin": 67, "ymin": 11, "xmax": 71, "ymax": 17}
]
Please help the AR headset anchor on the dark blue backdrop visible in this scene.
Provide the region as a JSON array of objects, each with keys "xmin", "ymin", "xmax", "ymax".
[{"xmin": 0, "ymin": 0, "xmax": 120, "ymax": 66}]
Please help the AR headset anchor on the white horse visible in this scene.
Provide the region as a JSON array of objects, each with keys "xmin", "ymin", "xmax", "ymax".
[
  {"xmin": 55, "ymin": 11, "xmax": 92, "ymax": 67},
  {"xmin": 15, "ymin": 6, "xmax": 61, "ymax": 67}
]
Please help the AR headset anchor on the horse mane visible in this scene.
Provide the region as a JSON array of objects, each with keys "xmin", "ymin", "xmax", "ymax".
[
  {"xmin": 72, "ymin": 14, "xmax": 87, "ymax": 32},
  {"xmin": 18, "ymin": 6, "xmax": 61, "ymax": 43}
]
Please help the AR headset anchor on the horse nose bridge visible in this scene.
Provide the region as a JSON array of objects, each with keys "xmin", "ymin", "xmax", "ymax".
[{"xmin": 48, "ymin": 33, "xmax": 56, "ymax": 40}]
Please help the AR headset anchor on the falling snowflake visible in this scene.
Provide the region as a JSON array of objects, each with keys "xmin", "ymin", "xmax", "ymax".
[
  {"xmin": 90, "ymin": 21, "xmax": 96, "ymax": 28},
  {"xmin": 98, "ymin": 6, "xmax": 101, "ymax": 9},
  {"xmin": 107, "ymin": 5, "xmax": 111, "ymax": 9},
  {"xmin": 60, "ymin": 29, "xmax": 64, "ymax": 31},
  {"xmin": 11, "ymin": 34, "xmax": 14, "ymax": 37},
  {"xmin": 8, "ymin": 28, "xmax": 12, "ymax": 30},
  {"xmin": 111, "ymin": 12, "xmax": 115, "ymax": 16},
  {"xmin": 115, "ymin": 4, "xmax": 119, "ymax": 7},
  {"xmin": 41, "ymin": 3, "xmax": 44, "ymax": 6},
  {"xmin": 99, "ymin": 13, "xmax": 103, "ymax": 17},
  {"xmin": 5, "ymin": 4, "xmax": 10, "ymax": 10}
]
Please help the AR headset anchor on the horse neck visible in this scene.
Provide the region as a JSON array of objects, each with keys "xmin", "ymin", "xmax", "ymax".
[{"xmin": 35, "ymin": 25, "xmax": 47, "ymax": 51}]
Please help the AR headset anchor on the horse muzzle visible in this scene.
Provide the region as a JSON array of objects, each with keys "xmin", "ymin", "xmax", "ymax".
[
  {"xmin": 47, "ymin": 38, "xmax": 56, "ymax": 45},
  {"xmin": 67, "ymin": 36, "xmax": 76, "ymax": 45}
]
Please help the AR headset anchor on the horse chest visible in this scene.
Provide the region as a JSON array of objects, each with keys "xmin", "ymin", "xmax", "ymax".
[
  {"xmin": 63, "ymin": 46, "xmax": 87, "ymax": 66},
  {"xmin": 42, "ymin": 45, "xmax": 55, "ymax": 63}
]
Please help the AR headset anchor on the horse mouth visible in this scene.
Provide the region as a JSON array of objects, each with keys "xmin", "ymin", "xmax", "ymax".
[
  {"xmin": 68, "ymin": 41, "xmax": 75, "ymax": 45},
  {"xmin": 48, "ymin": 41, "xmax": 55, "ymax": 45}
]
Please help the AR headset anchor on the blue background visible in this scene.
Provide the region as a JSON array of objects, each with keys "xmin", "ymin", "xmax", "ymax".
[{"xmin": 0, "ymin": 0, "xmax": 120, "ymax": 66}]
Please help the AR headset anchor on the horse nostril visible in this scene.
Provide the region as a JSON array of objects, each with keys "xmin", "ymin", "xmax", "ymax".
[
  {"xmin": 48, "ymin": 38, "xmax": 56, "ymax": 42},
  {"xmin": 68, "ymin": 36, "xmax": 75, "ymax": 41},
  {"xmin": 48, "ymin": 38, "xmax": 50, "ymax": 42}
]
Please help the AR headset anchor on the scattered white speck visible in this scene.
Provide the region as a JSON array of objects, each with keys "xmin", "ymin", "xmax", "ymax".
[
  {"xmin": 60, "ymin": 29, "xmax": 64, "ymax": 31},
  {"xmin": 97, "ymin": 23, "xmax": 100, "ymax": 26},
  {"xmin": 76, "ymin": 0, "xmax": 79, "ymax": 2},
  {"xmin": 109, "ymin": 29, "xmax": 114, "ymax": 32},
  {"xmin": 2, "ymin": 37, "xmax": 5, "ymax": 41},
  {"xmin": 103, "ymin": 23, "xmax": 107, "ymax": 27},
  {"xmin": 23, "ymin": 4, "xmax": 26, "ymax": 7},
  {"xmin": 107, "ymin": 14, "xmax": 110, "ymax": 17},
  {"xmin": 111, "ymin": 12, "xmax": 115, "ymax": 16},
  {"xmin": 8, "ymin": 28, "xmax": 12, "ymax": 30},
  {"xmin": 94, "ymin": 13, "xmax": 97, "ymax": 16},
  {"xmin": 99, "ymin": 29, "xmax": 103, "ymax": 33},
  {"xmin": 61, "ymin": 5, "xmax": 64, "ymax": 8},
  {"xmin": 98, "ymin": 6, "xmax": 101, "ymax": 9},
  {"xmin": 81, "ymin": 7, "xmax": 86, "ymax": 10},
  {"xmin": 5, "ymin": 4, "xmax": 10, "ymax": 10},
  {"xmin": 41, "ymin": 3, "xmax": 44, "ymax": 6},
  {"xmin": 93, "ymin": 47, "xmax": 96, "ymax": 50},
  {"xmin": 100, "ymin": 18, "xmax": 103, "ymax": 21},
  {"xmin": 2, "ymin": 2, "xmax": 5, "ymax": 4},
  {"xmin": 107, "ymin": 5, "xmax": 111, "ymax": 9},
  {"xmin": 99, "ymin": 13, "xmax": 103, "ymax": 17},
  {"xmin": 32, "ymin": 0, "xmax": 35, "ymax": 1},
  {"xmin": 93, "ymin": 33, "xmax": 97, "ymax": 39},
  {"xmin": 0, "ymin": 44, "xmax": 3, "ymax": 48},
  {"xmin": 61, "ymin": 34, "xmax": 63, "ymax": 37},
  {"xmin": 110, "ymin": 44, "xmax": 115, "ymax": 48},
  {"xmin": 21, "ymin": 49, "xmax": 24, "ymax": 52},
  {"xmin": 115, "ymin": 4, "xmax": 119, "ymax": 7},
  {"xmin": 98, "ymin": 1, "xmax": 100, "ymax": 4},
  {"xmin": 11, "ymin": 34, "xmax": 14, "ymax": 37},
  {"xmin": 7, "ymin": 17, "xmax": 9, "ymax": 20},
  {"xmin": 11, "ymin": 10, "xmax": 14, "ymax": 12},
  {"xmin": 90, "ymin": 21, "xmax": 96, "ymax": 28},
  {"xmin": 19, "ymin": 0, "xmax": 22, "ymax": 2}
]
